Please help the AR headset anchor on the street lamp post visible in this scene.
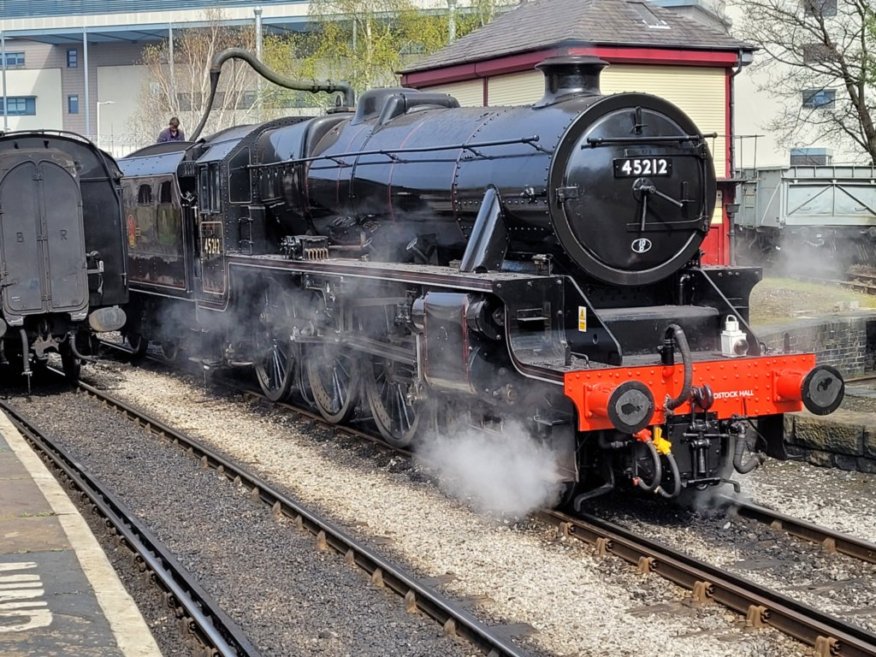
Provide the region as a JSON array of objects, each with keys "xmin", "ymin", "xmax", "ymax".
[{"xmin": 95, "ymin": 100, "xmax": 115, "ymax": 151}]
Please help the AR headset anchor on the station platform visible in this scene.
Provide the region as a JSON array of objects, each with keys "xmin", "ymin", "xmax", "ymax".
[{"xmin": 0, "ymin": 411, "xmax": 161, "ymax": 657}]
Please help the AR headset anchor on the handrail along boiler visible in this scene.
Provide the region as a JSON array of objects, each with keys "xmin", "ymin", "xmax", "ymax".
[{"xmin": 119, "ymin": 50, "xmax": 844, "ymax": 506}]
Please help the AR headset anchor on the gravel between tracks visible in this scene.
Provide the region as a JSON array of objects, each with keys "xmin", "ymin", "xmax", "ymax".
[
  {"xmin": 72, "ymin": 360, "xmax": 810, "ymax": 657},
  {"xmin": 744, "ymin": 460, "xmax": 876, "ymax": 541},
  {"xmin": 7, "ymin": 386, "xmax": 475, "ymax": 657}
]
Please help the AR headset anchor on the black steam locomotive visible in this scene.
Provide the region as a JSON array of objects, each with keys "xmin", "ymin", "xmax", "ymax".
[
  {"xmin": 119, "ymin": 50, "xmax": 843, "ymax": 507},
  {"xmin": 0, "ymin": 131, "xmax": 128, "ymax": 384}
]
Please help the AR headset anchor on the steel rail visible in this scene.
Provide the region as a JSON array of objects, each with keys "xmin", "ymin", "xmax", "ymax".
[
  {"xmin": 543, "ymin": 509, "xmax": 876, "ymax": 657},
  {"xmin": 0, "ymin": 399, "xmax": 261, "ymax": 657},
  {"xmin": 71, "ymin": 377, "xmax": 533, "ymax": 657},
  {"xmin": 718, "ymin": 496, "xmax": 876, "ymax": 564}
]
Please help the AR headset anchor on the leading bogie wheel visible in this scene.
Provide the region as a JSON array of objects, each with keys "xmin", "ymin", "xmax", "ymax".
[
  {"xmin": 306, "ymin": 345, "xmax": 360, "ymax": 424},
  {"xmin": 364, "ymin": 357, "xmax": 421, "ymax": 448},
  {"xmin": 161, "ymin": 341, "xmax": 181, "ymax": 362}
]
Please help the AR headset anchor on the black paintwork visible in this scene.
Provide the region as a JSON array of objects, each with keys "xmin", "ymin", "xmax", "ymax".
[{"xmin": 113, "ymin": 56, "xmax": 809, "ymax": 498}]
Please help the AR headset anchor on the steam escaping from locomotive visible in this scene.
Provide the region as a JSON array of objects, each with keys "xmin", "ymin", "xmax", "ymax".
[{"xmin": 415, "ymin": 421, "xmax": 563, "ymax": 517}]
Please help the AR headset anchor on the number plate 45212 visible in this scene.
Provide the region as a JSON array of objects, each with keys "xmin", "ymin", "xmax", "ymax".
[{"xmin": 613, "ymin": 157, "xmax": 673, "ymax": 178}]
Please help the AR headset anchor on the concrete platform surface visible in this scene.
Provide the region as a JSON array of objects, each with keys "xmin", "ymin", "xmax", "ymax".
[{"xmin": 0, "ymin": 411, "xmax": 161, "ymax": 657}]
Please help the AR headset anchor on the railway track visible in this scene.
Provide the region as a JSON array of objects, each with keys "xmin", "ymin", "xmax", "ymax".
[
  {"xmin": 843, "ymin": 269, "xmax": 876, "ymax": 294},
  {"xmin": 813, "ymin": 268, "xmax": 876, "ymax": 295},
  {"xmin": 224, "ymin": 374, "xmax": 876, "ymax": 563},
  {"xmin": 544, "ymin": 510, "xmax": 876, "ymax": 657},
  {"xmin": 220, "ymin": 377, "xmax": 876, "ymax": 656},
  {"xmin": 0, "ymin": 392, "xmax": 261, "ymax": 657},
  {"xmin": 56, "ymin": 374, "xmax": 533, "ymax": 657},
  {"xmin": 82, "ymin": 353, "xmax": 876, "ymax": 655},
  {"xmin": 719, "ymin": 495, "xmax": 876, "ymax": 565}
]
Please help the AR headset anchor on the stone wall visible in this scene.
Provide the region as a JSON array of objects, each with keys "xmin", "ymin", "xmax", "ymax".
[
  {"xmin": 756, "ymin": 313, "xmax": 876, "ymax": 378},
  {"xmin": 783, "ymin": 411, "xmax": 876, "ymax": 474},
  {"xmin": 756, "ymin": 313, "xmax": 876, "ymax": 473}
]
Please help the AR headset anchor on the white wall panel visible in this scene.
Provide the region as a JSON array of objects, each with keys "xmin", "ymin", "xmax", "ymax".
[
  {"xmin": 97, "ymin": 64, "xmax": 149, "ymax": 154},
  {"xmin": 486, "ymin": 71, "xmax": 543, "ymax": 106},
  {"xmin": 1, "ymin": 68, "xmax": 62, "ymax": 132}
]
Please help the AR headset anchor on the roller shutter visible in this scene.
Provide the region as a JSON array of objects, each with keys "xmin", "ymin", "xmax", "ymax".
[
  {"xmin": 486, "ymin": 71, "xmax": 544, "ymax": 106},
  {"xmin": 421, "ymin": 80, "xmax": 483, "ymax": 107}
]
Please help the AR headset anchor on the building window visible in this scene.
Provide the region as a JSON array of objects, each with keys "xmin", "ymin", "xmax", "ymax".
[
  {"xmin": 67, "ymin": 49, "xmax": 78, "ymax": 68},
  {"xmin": 804, "ymin": 0, "xmax": 837, "ymax": 17},
  {"xmin": 790, "ymin": 147, "xmax": 833, "ymax": 166},
  {"xmin": 67, "ymin": 95, "xmax": 79, "ymax": 114},
  {"xmin": 630, "ymin": 2, "xmax": 670, "ymax": 28},
  {"xmin": 2, "ymin": 52, "xmax": 25, "ymax": 67},
  {"xmin": 177, "ymin": 92, "xmax": 205, "ymax": 111},
  {"xmin": 802, "ymin": 88, "xmax": 836, "ymax": 109},
  {"xmin": 0, "ymin": 96, "xmax": 36, "ymax": 115}
]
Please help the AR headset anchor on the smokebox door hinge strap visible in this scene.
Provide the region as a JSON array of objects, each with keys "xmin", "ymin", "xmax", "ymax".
[{"xmin": 555, "ymin": 186, "xmax": 579, "ymax": 202}]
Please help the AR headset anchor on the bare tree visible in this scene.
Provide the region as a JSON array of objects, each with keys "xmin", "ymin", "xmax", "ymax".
[
  {"xmin": 131, "ymin": 9, "xmax": 258, "ymax": 144},
  {"xmin": 733, "ymin": 0, "xmax": 876, "ymax": 162}
]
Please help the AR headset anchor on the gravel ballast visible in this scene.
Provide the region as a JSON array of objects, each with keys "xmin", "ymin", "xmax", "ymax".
[
  {"xmin": 62, "ymin": 360, "xmax": 816, "ymax": 657},
  {"xmin": 6, "ymin": 387, "xmax": 475, "ymax": 657}
]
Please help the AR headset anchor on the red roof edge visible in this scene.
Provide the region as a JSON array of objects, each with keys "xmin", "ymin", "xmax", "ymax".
[{"xmin": 402, "ymin": 45, "xmax": 741, "ymax": 87}]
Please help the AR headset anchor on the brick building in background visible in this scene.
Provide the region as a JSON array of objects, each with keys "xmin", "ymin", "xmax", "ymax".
[{"xmin": 400, "ymin": 0, "xmax": 755, "ymax": 265}]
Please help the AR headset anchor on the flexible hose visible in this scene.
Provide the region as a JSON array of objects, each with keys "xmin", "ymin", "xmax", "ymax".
[
  {"xmin": 19, "ymin": 328, "xmax": 30, "ymax": 376},
  {"xmin": 657, "ymin": 453, "xmax": 682, "ymax": 498},
  {"xmin": 664, "ymin": 324, "xmax": 693, "ymax": 411},
  {"xmin": 634, "ymin": 440, "xmax": 662, "ymax": 493},
  {"xmin": 190, "ymin": 48, "xmax": 355, "ymax": 142},
  {"xmin": 189, "ymin": 72, "xmax": 222, "ymax": 143},
  {"xmin": 732, "ymin": 431, "xmax": 763, "ymax": 474},
  {"xmin": 68, "ymin": 332, "xmax": 98, "ymax": 363}
]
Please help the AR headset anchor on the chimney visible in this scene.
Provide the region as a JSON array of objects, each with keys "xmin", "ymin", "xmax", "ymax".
[{"xmin": 534, "ymin": 55, "xmax": 608, "ymax": 107}]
